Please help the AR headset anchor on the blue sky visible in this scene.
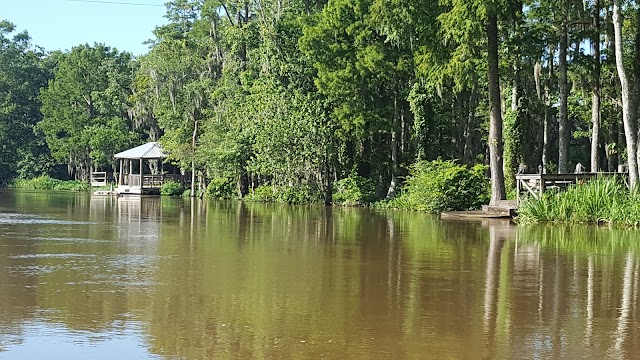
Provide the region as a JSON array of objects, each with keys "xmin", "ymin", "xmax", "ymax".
[{"xmin": 1, "ymin": 0, "xmax": 167, "ymax": 56}]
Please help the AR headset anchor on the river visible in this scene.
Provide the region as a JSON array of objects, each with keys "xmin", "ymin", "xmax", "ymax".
[{"xmin": 0, "ymin": 189, "xmax": 639, "ymax": 359}]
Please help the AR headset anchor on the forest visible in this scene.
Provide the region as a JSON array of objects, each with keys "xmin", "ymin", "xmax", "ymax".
[{"xmin": 1, "ymin": 0, "xmax": 640, "ymax": 205}]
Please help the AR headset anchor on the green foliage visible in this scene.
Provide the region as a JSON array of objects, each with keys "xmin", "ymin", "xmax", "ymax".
[
  {"xmin": 389, "ymin": 160, "xmax": 489, "ymax": 213},
  {"xmin": 332, "ymin": 176, "xmax": 376, "ymax": 206},
  {"xmin": 518, "ymin": 177, "xmax": 640, "ymax": 227},
  {"xmin": 10, "ymin": 176, "xmax": 89, "ymax": 191},
  {"xmin": 205, "ymin": 177, "xmax": 236, "ymax": 199},
  {"xmin": 503, "ymin": 108, "xmax": 523, "ymax": 191},
  {"xmin": 38, "ymin": 44, "xmax": 136, "ymax": 180},
  {"xmin": 0, "ymin": 22, "xmax": 51, "ymax": 181},
  {"xmin": 160, "ymin": 180, "xmax": 184, "ymax": 196},
  {"xmin": 4, "ymin": 0, "xmax": 636, "ymax": 209}
]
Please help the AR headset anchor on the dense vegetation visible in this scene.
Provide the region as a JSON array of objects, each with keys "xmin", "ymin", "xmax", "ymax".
[
  {"xmin": 518, "ymin": 178, "xmax": 640, "ymax": 226},
  {"xmin": 4, "ymin": 1, "xmax": 640, "ymax": 210}
]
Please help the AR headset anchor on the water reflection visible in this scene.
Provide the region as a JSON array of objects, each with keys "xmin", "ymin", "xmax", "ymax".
[{"xmin": 2, "ymin": 191, "xmax": 640, "ymax": 358}]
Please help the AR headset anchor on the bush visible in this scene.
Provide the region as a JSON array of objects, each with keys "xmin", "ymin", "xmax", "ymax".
[
  {"xmin": 332, "ymin": 175, "xmax": 376, "ymax": 206},
  {"xmin": 160, "ymin": 180, "xmax": 184, "ymax": 196},
  {"xmin": 387, "ymin": 159, "xmax": 489, "ymax": 212},
  {"xmin": 205, "ymin": 177, "xmax": 236, "ymax": 199},
  {"xmin": 10, "ymin": 175, "xmax": 90, "ymax": 191}
]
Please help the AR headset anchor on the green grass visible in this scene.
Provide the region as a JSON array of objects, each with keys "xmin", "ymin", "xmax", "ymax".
[
  {"xmin": 517, "ymin": 177, "xmax": 640, "ymax": 227},
  {"xmin": 10, "ymin": 175, "xmax": 90, "ymax": 191}
]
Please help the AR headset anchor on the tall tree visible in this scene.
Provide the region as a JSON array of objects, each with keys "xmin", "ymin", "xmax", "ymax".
[
  {"xmin": 38, "ymin": 44, "xmax": 136, "ymax": 180},
  {"xmin": 591, "ymin": 0, "xmax": 601, "ymax": 172},
  {"xmin": 0, "ymin": 21, "xmax": 51, "ymax": 181},
  {"xmin": 612, "ymin": 0, "xmax": 639, "ymax": 188},
  {"xmin": 487, "ymin": 4, "xmax": 506, "ymax": 203}
]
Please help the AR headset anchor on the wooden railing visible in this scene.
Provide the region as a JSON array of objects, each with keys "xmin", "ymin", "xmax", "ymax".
[
  {"xmin": 125, "ymin": 174, "xmax": 183, "ymax": 188},
  {"xmin": 515, "ymin": 172, "xmax": 626, "ymax": 204},
  {"xmin": 90, "ymin": 172, "xmax": 108, "ymax": 187}
]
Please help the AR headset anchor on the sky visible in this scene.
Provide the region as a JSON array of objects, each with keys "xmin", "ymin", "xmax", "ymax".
[{"xmin": 1, "ymin": 0, "xmax": 168, "ymax": 56}]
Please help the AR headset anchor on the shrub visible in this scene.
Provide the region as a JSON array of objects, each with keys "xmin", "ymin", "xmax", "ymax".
[
  {"xmin": 160, "ymin": 180, "xmax": 184, "ymax": 196},
  {"xmin": 332, "ymin": 175, "xmax": 376, "ymax": 206},
  {"xmin": 245, "ymin": 184, "xmax": 275, "ymax": 202},
  {"xmin": 205, "ymin": 177, "xmax": 236, "ymax": 199},
  {"xmin": 10, "ymin": 175, "xmax": 90, "ymax": 191},
  {"xmin": 388, "ymin": 159, "xmax": 489, "ymax": 212},
  {"xmin": 245, "ymin": 183, "xmax": 323, "ymax": 204}
]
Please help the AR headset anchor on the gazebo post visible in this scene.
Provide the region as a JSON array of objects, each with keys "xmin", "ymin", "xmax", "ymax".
[
  {"xmin": 118, "ymin": 159, "xmax": 123, "ymax": 186},
  {"xmin": 140, "ymin": 158, "xmax": 143, "ymax": 191}
]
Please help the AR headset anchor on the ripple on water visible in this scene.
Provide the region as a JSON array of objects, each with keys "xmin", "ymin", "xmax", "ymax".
[
  {"xmin": 0, "ymin": 212, "xmax": 95, "ymax": 225},
  {"xmin": 9, "ymin": 254, "xmax": 97, "ymax": 260}
]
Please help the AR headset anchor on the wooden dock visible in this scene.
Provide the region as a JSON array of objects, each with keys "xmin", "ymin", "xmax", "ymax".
[
  {"xmin": 515, "ymin": 172, "xmax": 625, "ymax": 204},
  {"xmin": 441, "ymin": 200, "xmax": 517, "ymax": 220},
  {"xmin": 441, "ymin": 172, "xmax": 626, "ymax": 220}
]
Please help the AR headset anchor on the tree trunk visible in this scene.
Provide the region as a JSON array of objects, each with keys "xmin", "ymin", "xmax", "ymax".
[
  {"xmin": 487, "ymin": 13, "xmax": 506, "ymax": 205},
  {"xmin": 542, "ymin": 46, "xmax": 554, "ymax": 174},
  {"xmin": 511, "ymin": 59, "xmax": 518, "ymax": 112},
  {"xmin": 613, "ymin": 0, "xmax": 639, "ymax": 188},
  {"xmin": 558, "ymin": 15, "xmax": 569, "ymax": 173},
  {"xmin": 633, "ymin": 9, "xmax": 640, "ymax": 177},
  {"xmin": 463, "ymin": 92, "xmax": 476, "ymax": 164},
  {"xmin": 591, "ymin": 0, "xmax": 601, "ymax": 173},
  {"xmin": 387, "ymin": 90, "xmax": 399, "ymax": 198},
  {"xmin": 387, "ymin": 130, "xmax": 398, "ymax": 198},
  {"xmin": 190, "ymin": 119, "xmax": 198, "ymax": 197}
]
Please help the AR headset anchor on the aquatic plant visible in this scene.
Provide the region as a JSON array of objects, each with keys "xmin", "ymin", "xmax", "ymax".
[
  {"xmin": 517, "ymin": 177, "xmax": 640, "ymax": 227},
  {"xmin": 160, "ymin": 180, "xmax": 184, "ymax": 196}
]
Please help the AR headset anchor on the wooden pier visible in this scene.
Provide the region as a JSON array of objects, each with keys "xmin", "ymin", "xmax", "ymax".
[{"xmin": 515, "ymin": 172, "xmax": 625, "ymax": 204}]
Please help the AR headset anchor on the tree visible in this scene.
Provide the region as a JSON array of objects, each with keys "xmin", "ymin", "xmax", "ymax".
[
  {"xmin": 38, "ymin": 44, "xmax": 136, "ymax": 180},
  {"xmin": 436, "ymin": 0, "xmax": 506, "ymax": 204},
  {"xmin": 612, "ymin": 0, "xmax": 639, "ymax": 188},
  {"xmin": 0, "ymin": 21, "xmax": 52, "ymax": 181}
]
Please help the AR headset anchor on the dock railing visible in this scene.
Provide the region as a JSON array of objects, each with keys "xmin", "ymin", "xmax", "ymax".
[
  {"xmin": 515, "ymin": 172, "xmax": 626, "ymax": 205},
  {"xmin": 125, "ymin": 174, "xmax": 184, "ymax": 188},
  {"xmin": 90, "ymin": 172, "xmax": 108, "ymax": 187}
]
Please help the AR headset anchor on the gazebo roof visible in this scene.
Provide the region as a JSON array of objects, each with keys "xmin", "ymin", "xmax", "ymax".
[{"xmin": 114, "ymin": 142, "xmax": 166, "ymax": 159}]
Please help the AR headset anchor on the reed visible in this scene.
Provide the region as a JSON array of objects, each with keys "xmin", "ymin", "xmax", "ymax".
[{"xmin": 517, "ymin": 177, "xmax": 640, "ymax": 226}]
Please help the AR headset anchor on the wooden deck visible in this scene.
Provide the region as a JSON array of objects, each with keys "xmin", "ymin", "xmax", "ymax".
[
  {"xmin": 515, "ymin": 172, "xmax": 625, "ymax": 204},
  {"xmin": 116, "ymin": 174, "xmax": 184, "ymax": 195},
  {"xmin": 440, "ymin": 211, "xmax": 512, "ymax": 220}
]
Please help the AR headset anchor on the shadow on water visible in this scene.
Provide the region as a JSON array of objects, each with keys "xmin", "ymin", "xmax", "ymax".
[{"xmin": 1, "ymin": 190, "xmax": 640, "ymax": 358}]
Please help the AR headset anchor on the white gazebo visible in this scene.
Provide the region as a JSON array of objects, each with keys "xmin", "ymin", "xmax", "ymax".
[{"xmin": 114, "ymin": 142, "xmax": 181, "ymax": 195}]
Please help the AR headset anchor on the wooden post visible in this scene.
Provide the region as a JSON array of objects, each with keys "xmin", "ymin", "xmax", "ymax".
[
  {"xmin": 539, "ymin": 174, "xmax": 545, "ymax": 198},
  {"xmin": 118, "ymin": 159, "xmax": 123, "ymax": 186},
  {"xmin": 516, "ymin": 176, "xmax": 521, "ymax": 205},
  {"xmin": 140, "ymin": 158, "xmax": 143, "ymax": 190}
]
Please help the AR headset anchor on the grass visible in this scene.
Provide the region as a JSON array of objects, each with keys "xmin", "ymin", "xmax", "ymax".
[
  {"xmin": 517, "ymin": 177, "xmax": 640, "ymax": 227},
  {"xmin": 10, "ymin": 175, "xmax": 90, "ymax": 191}
]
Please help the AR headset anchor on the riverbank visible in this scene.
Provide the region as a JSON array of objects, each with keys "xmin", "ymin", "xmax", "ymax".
[
  {"xmin": 12, "ymin": 160, "xmax": 490, "ymax": 214},
  {"xmin": 10, "ymin": 176, "xmax": 90, "ymax": 191}
]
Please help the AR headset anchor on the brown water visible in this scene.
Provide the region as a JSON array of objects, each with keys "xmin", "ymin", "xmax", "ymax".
[{"xmin": 1, "ymin": 190, "xmax": 640, "ymax": 359}]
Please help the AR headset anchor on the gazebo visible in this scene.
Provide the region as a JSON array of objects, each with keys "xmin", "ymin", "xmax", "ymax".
[{"xmin": 114, "ymin": 142, "xmax": 181, "ymax": 195}]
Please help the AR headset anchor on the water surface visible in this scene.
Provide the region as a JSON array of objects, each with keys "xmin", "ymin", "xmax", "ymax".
[{"xmin": 1, "ymin": 190, "xmax": 640, "ymax": 359}]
